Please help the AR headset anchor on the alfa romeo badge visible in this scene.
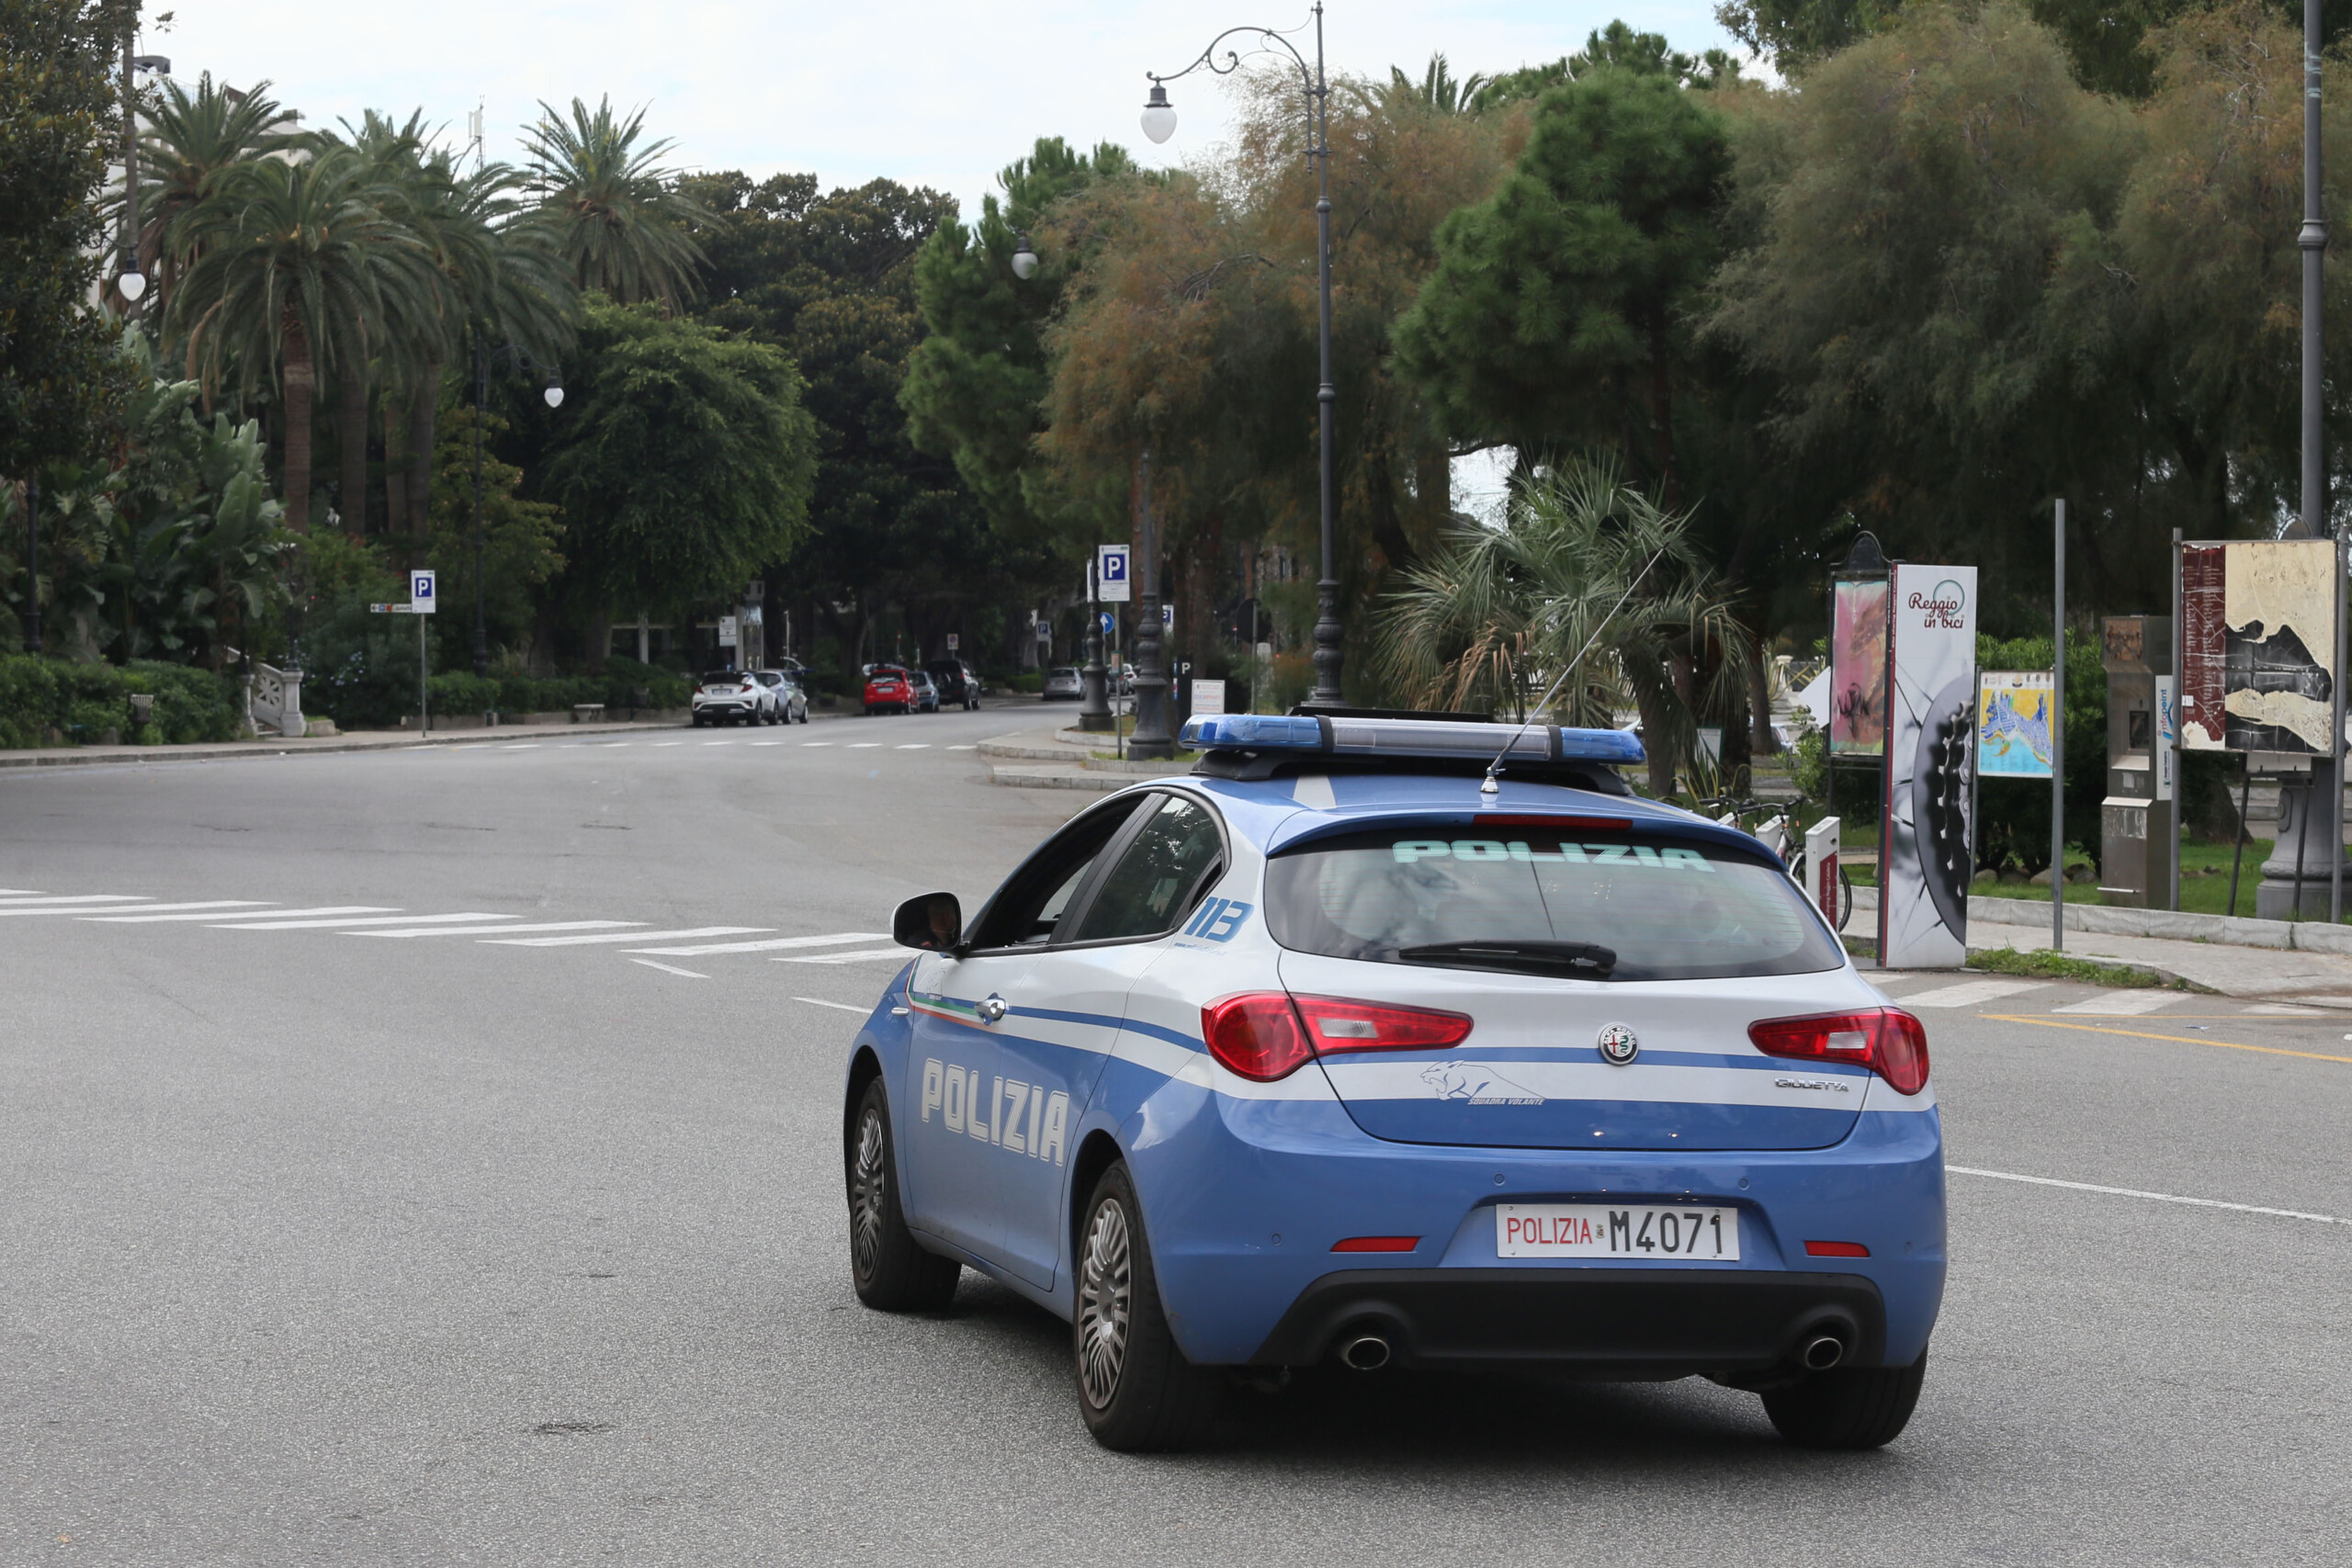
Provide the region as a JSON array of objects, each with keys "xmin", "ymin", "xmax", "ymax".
[{"xmin": 1596, "ymin": 1022, "xmax": 1640, "ymax": 1066}]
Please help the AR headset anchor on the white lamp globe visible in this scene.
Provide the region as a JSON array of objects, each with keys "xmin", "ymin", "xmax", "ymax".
[
  {"xmin": 1141, "ymin": 85, "xmax": 1177, "ymax": 145},
  {"xmin": 119, "ymin": 269, "xmax": 147, "ymax": 302},
  {"xmin": 543, "ymin": 380, "xmax": 565, "ymax": 410},
  {"xmin": 1011, "ymin": 234, "xmax": 1039, "ymax": 280}
]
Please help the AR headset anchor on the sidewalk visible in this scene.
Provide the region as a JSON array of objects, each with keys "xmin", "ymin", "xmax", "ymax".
[{"xmin": 979, "ymin": 722, "xmax": 1190, "ymax": 791}]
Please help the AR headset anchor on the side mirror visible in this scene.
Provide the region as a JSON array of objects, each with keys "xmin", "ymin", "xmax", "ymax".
[{"xmin": 893, "ymin": 891, "xmax": 963, "ymax": 952}]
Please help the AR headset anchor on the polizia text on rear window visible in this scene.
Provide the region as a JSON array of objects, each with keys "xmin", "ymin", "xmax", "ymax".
[{"xmin": 1264, "ymin": 827, "xmax": 1844, "ymax": 982}]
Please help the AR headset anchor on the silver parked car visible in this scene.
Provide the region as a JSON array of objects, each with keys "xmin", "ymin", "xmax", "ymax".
[
  {"xmin": 752, "ymin": 669, "xmax": 809, "ymax": 724},
  {"xmin": 1042, "ymin": 666, "xmax": 1083, "ymax": 701}
]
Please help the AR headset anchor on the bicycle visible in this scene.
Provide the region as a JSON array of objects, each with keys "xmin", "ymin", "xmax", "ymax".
[{"xmin": 1696, "ymin": 794, "xmax": 1856, "ymax": 934}]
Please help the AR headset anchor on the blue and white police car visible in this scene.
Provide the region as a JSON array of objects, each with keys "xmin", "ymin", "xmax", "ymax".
[{"xmin": 840, "ymin": 714, "xmax": 1943, "ymax": 1452}]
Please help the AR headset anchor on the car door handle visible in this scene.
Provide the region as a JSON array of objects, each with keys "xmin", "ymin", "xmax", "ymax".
[{"xmin": 978, "ymin": 994, "xmax": 1008, "ymax": 1023}]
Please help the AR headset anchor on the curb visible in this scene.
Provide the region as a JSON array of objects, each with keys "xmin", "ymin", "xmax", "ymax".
[
  {"xmin": 0, "ymin": 719, "xmax": 695, "ymax": 769},
  {"xmin": 1849, "ymin": 882, "xmax": 2352, "ymax": 957}
]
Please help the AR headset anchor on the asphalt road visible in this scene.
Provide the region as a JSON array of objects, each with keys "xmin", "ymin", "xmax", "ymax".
[{"xmin": 5, "ymin": 705, "xmax": 2348, "ymax": 1566}]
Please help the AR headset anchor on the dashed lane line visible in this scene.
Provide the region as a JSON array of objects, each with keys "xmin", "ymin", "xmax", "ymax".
[
  {"xmin": 796, "ymin": 996, "xmax": 868, "ymax": 1013},
  {"xmin": 847, "ymin": 743, "xmax": 882, "ymax": 749},
  {"xmin": 801, "ymin": 741, "xmax": 833, "ymax": 747},
  {"xmin": 352, "ymin": 920, "xmax": 644, "ymax": 939},
  {"xmin": 2052, "ymin": 992, "xmax": 2183, "ymax": 1016},
  {"xmin": 486, "ymin": 926, "xmax": 771, "ymax": 947},
  {"xmin": 948, "ymin": 745, "xmax": 978, "ymax": 750},
  {"xmin": 771, "ymin": 946, "xmax": 907, "ymax": 965},
  {"xmin": 629, "ymin": 959, "xmax": 708, "ymax": 979},
  {"xmin": 895, "ymin": 743, "xmax": 930, "ymax": 750},
  {"xmin": 85, "ymin": 905, "xmax": 390, "ymax": 924},
  {"xmin": 11, "ymin": 900, "xmax": 266, "ymax": 919},
  {"xmin": 1983, "ymin": 1013, "xmax": 2352, "ymax": 1066},
  {"xmin": 499, "ymin": 744, "xmax": 540, "ymax": 750},
  {"xmin": 1950, "ymin": 1166, "xmax": 2348, "ymax": 1226},
  {"xmin": 0, "ymin": 894, "xmax": 155, "ymax": 907},
  {"xmin": 625, "ymin": 931, "xmax": 888, "ymax": 957},
  {"xmin": 216, "ymin": 911, "xmax": 515, "ymax": 931},
  {"xmin": 1898, "ymin": 979, "xmax": 2047, "ymax": 1009}
]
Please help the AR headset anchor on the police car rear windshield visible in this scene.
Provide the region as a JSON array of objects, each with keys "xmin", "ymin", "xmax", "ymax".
[{"xmin": 1263, "ymin": 826, "xmax": 1843, "ymax": 982}]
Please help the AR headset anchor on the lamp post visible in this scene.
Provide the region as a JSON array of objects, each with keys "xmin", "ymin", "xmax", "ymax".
[
  {"xmin": 471, "ymin": 330, "xmax": 563, "ymax": 677},
  {"xmin": 1142, "ymin": 2, "xmax": 1343, "ymax": 708},
  {"xmin": 116, "ymin": 47, "xmax": 169, "ymax": 313},
  {"xmin": 1131, "ymin": 443, "xmax": 1171, "ymax": 758}
]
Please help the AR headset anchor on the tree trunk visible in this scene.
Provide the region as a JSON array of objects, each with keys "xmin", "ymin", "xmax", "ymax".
[
  {"xmin": 585, "ymin": 607, "xmax": 610, "ymax": 674},
  {"xmin": 383, "ymin": 395, "xmax": 408, "ymax": 535},
  {"xmin": 338, "ymin": 354, "xmax": 368, "ymax": 534},
  {"xmin": 282, "ymin": 317, "xmax": 315, "ymax": 533},
  {"xmin": 1634, "ymin": 680, "xmax": 1679, "ymax": 796},
  {"xmin": 408, "ymin": 364, "xmax": 439, "ymax": 535},
  {"xmin": 1748, "ymin": 653, "xmax": 1777, "ymax": 757}
]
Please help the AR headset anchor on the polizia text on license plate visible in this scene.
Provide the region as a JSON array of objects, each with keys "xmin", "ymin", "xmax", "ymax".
[{"xmin": 1496, "ymin": 1203, "xmax": 1740, "ymax": 1260}]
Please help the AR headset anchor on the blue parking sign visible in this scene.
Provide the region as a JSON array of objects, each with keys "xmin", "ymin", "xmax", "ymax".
[
  {"xmin": 1097, "ymin": 544, "xmax": 1131, "ymax": 604},
  {"xmin": 411, "ymin": 570, "xmax": 437, "ymax": 613}
]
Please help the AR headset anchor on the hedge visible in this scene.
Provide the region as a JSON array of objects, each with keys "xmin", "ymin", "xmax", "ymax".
[
  {"xmin": 307, "ymin": 652, "xmax": 692, "ymax": 730},
  {"xmin": 0, "ymin": 655, "xmax": 243, "ymax": 749}
]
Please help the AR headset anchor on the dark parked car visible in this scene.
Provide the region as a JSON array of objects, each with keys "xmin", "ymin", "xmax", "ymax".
[{"xmin": 924, "ymin": 660, "xmax": 981, "ymax": 711}]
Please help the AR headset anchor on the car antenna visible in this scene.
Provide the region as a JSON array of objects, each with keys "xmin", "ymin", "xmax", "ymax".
[{"xmin": 1480, "ymin": 547, "xmax": 1668, "ymax": 798}]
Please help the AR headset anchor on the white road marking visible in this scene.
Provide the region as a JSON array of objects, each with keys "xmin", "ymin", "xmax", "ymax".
[
  {"xmin": 796, "ymin": 996, "xmax": 868, "ymax": 1013},
  {"xmin": 487, "ymin": 927, "xmax": 771, "ymax": 947},
  {"xmin": 895, "ymin": 743, "xmax": 930, "ymax": 750},
  {"xmin": 847, "ymin": 742, "xmax": 881, "ymax": 749},
  {"xmin": 600, "ymin": 741, "xmax": 631, "ymax": 748},
  {"xmin": 947, "ymin": 745, "xmax": 978, "ymax": 750},
  {"xmin": 704, "ymin": 739, "xmax": 737, "ymax": 746},
  {"xmin": 1949, "ymin": 1166, "xmax": 2348, "ymax": 1226},
  {"xmin": 217, "ymin": 911, "xmax": 513, "ymax": 931},
  {"xmin": 629, "ymin": 959, "xmax": 708, "ymax": 978},
  {"xmin": 653, "ymin": 741, "xmax": 684, "ymax": 748},
  {"xmin": 353, "ymin": 920, "xmax": 644, "ymax": 938},
  {"xmin": 626, "ymin": 931, "xmax": 888, "ymax": 956},
  {"xmin": 752, "ymin": 740, "xmax": 784, "ymax": 747},
  {"xmin": 500, "ymin": 744, "xmax": 540, "ymax": 750},
  {"xmin": 2246, "ymin": 1003, "xmax": 2325, "ymax": 1015},
  {"xmin": 1898, "ymin": 979, "xmax": 2047, "ymax": 1009},
  {"xmin": 0, "ymin": 887, "xmax": 47, "ymax": 895},
  {"xmin": 2052, "ymin": 992, "xmax": 2183, "ymax": 1016},
  {"xmin": 89, "ymin": 906, "xmax": 385, "ymax": 924},
  {"xmin": 801, "ymin": 741, "xmax": 833, "ymax": 748},
  {"xmin": 52, "ymin": 901, "xmax": 277, "ymax": 921},
  {"xmin": 770, "ymin": 946, "xmax": 908, "ymax": 965},
  {"xmin": 0, "ymin": 894, "xmax": 153, "ymax": 907}
]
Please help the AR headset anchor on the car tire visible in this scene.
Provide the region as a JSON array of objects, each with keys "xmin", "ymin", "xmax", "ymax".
[
  {"xmin": 846, "ymin": 1078, "xmax": 962, "ymax": 1313},
  {"xmin": 1073, "ymin": 1161, "xmax": 1221, "ymax": 1452},
  {"xmin": 1760, "ymin": 1352, "xmax": 1928, "ymax": 1450}
]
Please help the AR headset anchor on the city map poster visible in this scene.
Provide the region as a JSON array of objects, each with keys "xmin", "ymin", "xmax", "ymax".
[
  {"xmin": 1830, "ymin": 578, "xmax": 1890, "ymax": 755},
  {"xmin": 1977, "ymin": 670, "xmax": 2054, "ymax": 779},
  {"xmin": 2180, "ymin": 539, "xmax": 2337, "ymax": 754},
  {"xmin": 1882, "ymin": 564, "xmax": 1977, "ymax": 969}
]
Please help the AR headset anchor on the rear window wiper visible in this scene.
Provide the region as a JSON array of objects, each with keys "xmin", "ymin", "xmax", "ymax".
[{"xmin": 1396, "ymin": 940, "xmax": 1618, "ymax": 977}]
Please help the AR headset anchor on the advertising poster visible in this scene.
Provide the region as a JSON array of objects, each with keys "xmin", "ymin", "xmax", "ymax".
[
  {"xmin": 2179, "ymin": 540, "xmax": 2336, "ymax": 754},
  {"xmin": 2154, "ymin": 675, "xmax": 2176, "ymax": 800},
  {"xmin": 1976, "ymin": 670, "xmax": 2054, "ymax": 779},
  {"xmin": 1882, "ymin": 565, "xmax": 1978, "ymax": 968},
  {"xmin": 1830, "ymin": 580, "xmax": 1890, "ymax": 754}
]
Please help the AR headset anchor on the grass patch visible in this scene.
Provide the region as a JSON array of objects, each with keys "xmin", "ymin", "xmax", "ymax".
[{"xmin": 1965, "ymin": 946, "xmax": 2197, "ymax": 990}]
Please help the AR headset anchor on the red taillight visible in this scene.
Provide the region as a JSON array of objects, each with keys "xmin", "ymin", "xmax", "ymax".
[
  {"xmin": 1804, "ymin": 1240, "xmax": 1871, "ymax": 1258},
  {"xmin": 1747, "ymin": 1007, "xmax": 1929, "ymax": 1096},
  {"xmin": 1201, "ymin": 993, "xmax": 1474, "ymax": 1081},
  {"xmin": 1201, "ymin": 994, "xmax": 1315, "ymax": 1081},
  {"xmin": 1332, "ymin": 1236, "xmax": 1419, "ymax": 1253},
  {"xmin": 1294, "ymin": 994, "xmax": 1473, "ymax": 1055}
]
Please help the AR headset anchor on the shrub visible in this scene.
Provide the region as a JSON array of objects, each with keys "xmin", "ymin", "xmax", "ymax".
[{"xmin": 0, "ymin": 655, "xmax": 240, "ymax": 748}]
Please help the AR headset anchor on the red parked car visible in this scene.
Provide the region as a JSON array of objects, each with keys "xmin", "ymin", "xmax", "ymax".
[{"xmin": 863, "ymin": 665, "xmax": 914, "ymax": 716}]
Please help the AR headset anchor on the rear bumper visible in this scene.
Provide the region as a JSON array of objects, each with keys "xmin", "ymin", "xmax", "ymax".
[{"xmin": 1250, "ymin": 1267, "xmax": 1884, "ymax": 1376}]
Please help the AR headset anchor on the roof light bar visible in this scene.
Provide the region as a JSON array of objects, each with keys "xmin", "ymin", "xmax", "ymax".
[{"xmin": 1180, "ymin": 713, "xmax": 1644, "ymax": 766}]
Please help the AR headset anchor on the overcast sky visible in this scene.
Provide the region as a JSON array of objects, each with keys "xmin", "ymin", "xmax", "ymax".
[{"xmin": 148, "ymin": 2, "xmax": 1746, "ymax": 219}]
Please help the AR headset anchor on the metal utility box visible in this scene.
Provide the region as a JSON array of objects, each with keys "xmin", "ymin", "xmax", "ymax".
[{"xmin": 2099, "ymin": 615, "xmax": 2174, "ymax": 908}]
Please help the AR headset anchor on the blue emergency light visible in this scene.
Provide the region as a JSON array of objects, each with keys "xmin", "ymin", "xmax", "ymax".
[{"xmin": 1179, "ymin": 712, "xmax": 1645, "ymax": 765}]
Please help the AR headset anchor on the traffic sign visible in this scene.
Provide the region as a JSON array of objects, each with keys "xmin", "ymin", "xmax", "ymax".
[
  {"xmin": 1099, "ymin": 611, "xmax": 1114, "ymax": 637},
  {"xmin": 1098, "ymin": 544, "xmax": 1131, "ymax": 604},
  {"xmin": 946, "ymin": 633, "xmax": 959, "ymax": 651},
  {"xmin": 718, "ymin": 615, "xmax": 739, "ymax": 648},
  {"xmin": 1161, "ymin": 603, "xmax": 1173, "ymax": 633},
  {"xmin": 410, "ymin": 570, "xmax": 436, "ymax": 613}
]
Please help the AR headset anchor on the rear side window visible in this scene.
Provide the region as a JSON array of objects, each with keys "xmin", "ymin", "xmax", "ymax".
[
  {"xmin": 1264, "ymin": 826, "xmax": 1841, "ymax": 982},
  {"xmin": 1068, "ymin": 795, "xmax": 1225, "ymax": 943}
]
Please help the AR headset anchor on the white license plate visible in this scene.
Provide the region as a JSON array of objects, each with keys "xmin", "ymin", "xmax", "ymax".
[{"xmin": 1497, "ymin": 1203, "xmax": 1740, "ymax": 1260}]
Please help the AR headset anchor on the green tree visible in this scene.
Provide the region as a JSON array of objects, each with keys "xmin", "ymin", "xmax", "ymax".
[
  {"xmin": 1, "ymin": 0, "xmax": 137, "ymax": 494},
  {"xmin": 1395, "ymin": 58, "xmax": 1733, "ymax": 509},
  {"xmin": 165, "ymin": 144, "xmax": 440, "ymax": 530},
  {"xmin": 135, "ymin": 72, "xmax": 300, "ymax": 321},
  {"xmin": 523, "ymin": 97, "xmax": 710, "ymax": 310},
  {"xmin": 537, "ymin": 298, "xmax": 817, "ymax": 660},
  {"xmin": 424, "ymin": 400, "xmax": 562, "ymax": 661},
  {"xmin": 1374, "ymin": 459, "xmax": 1753, "ymax": 793}
]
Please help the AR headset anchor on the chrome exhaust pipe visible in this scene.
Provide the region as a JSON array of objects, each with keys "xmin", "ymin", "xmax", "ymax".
[
  {"xmin": 1339, "ymin": 1334, "xmax": 1392, "ymax": 1371},
  {"xmin": 1801, "ymin": 1334, "xmax": 1846, "ymax": 1371}
]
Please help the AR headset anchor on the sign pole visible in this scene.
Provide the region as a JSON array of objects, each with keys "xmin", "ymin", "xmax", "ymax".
[
  {"xmin": 2171, "ymin": 527, "xmax": 2184, "ymax": 911},
  {"xmin": 2052, "ymin": 501, "xmax": 2065, "ymax": 953},
  {"xmin": 418, "ymin": 614, "xmax": 430, "ymax": 737}
]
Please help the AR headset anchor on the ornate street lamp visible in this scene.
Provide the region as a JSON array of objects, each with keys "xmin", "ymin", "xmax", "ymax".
[
  {"xmin": 116, "ymin": 51, "xmax": 169, "ymax": 313},
  {"xmin": 1143, "ymin": 3, "xmax": 1344, "ymax": 708}
]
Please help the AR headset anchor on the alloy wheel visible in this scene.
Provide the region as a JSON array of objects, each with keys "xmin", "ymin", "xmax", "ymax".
[
  {"xmin": 850, "ymin": 1107, "xmax": 888, "ymax": 1282},
  {"xmin": 1077, "ymin": 1197, "xmax": 1134, "ymax": 1409}
]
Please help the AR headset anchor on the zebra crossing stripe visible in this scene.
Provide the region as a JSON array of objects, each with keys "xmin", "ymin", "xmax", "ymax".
[
  {"xmin": 88, "ymin": 906, "xmax": 391, "ymax": 924},
  {"xmin": 770, "ymin": 947, "xmax": 907, "ymax": 965},
  {"xmin": 0, "ymin": 894, "xmax": 155, "ymax": 907},
  {"xmin": 625, "ymin": 931, "xmax": 888, "ymax": 956},
  {"xmin": 486, "ymin": 927, "xmax": 771, "ymax": 947},
  {"xmin": 352, "ymin": 920, "xmax": 645, "ymax": 939},
  {"xmin": 217, "ymin": 911, "xmax": 512, "ymax": 931},
  {"xmin": 9, "ymin": 900, "xmax": 265, "ymax": 919}
]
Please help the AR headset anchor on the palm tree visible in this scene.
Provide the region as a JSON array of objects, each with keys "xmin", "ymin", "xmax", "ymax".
[
  {"xmin": 1374, "ymin": 459, "xmax": 1752, "ymax": 794},
  {"xmin": 135, "ymin": 73, "xmax": 302, "ymax": 320},
  {"xmin": 165, "ymin": 145, "xmax": 438, "ymax": 531},
  {"xmin": 521, "ymin": 96, "xmax": 711, "ymax": 309},
  {"xmin": 1384, "ymin": 53, "xmax": 1489, "ymax": 115}
]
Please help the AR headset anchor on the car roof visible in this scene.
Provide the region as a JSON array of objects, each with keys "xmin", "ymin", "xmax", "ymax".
[{"xmin": 1137, "ymin": 770, "xmax": 1769, "ymax": 860}]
